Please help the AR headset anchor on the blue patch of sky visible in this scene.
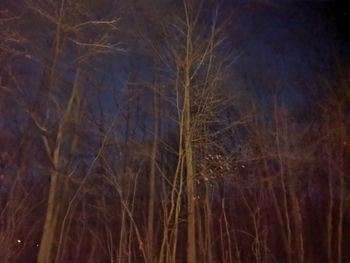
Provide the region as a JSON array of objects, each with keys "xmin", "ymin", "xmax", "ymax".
[{"xmin": 229, "ymin": 1, "xmax": 333, "ymax": 110}]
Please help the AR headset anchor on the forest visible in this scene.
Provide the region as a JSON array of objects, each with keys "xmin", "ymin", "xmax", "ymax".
[{"xmin": 0, "ymin": 0, "xmax": 349, "ymax": 262}]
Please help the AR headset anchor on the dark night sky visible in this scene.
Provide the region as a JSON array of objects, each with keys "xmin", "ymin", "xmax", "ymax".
[
  {"xmin": 2, "ymin": 0, "xmax": 349, "ymax": 114},
  {"xmin": 214, "ymin": 0, "xmax": 350, "ymax": 110},
  {"xmin": 329, "ymin": 1, "xmax": 350, "ymax": 40},
  {"xmin": 96, "ymin": 0, "xmax": 350, "ymax": 118}
]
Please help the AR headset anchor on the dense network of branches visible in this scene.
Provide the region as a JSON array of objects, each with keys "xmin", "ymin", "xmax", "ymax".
[{"xmin": 0, "ymin": 1, "xmax": 349, "ymax": 263}]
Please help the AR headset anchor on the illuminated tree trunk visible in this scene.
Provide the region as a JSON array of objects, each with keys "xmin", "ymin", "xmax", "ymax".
[
  {"xmin": 38, "ymin": 64, "xmax": 81, "ymax": 263},
  {"xmin": 183, "ymin": 35, "xmax": 197, "ymax": 263},
  {"xmin": 37, "ymin": 1, "xmax": 66, "ymax": 261},
  {"xmin": 37, "ymin": 161, "xmax": 60, "ymax": 263}
]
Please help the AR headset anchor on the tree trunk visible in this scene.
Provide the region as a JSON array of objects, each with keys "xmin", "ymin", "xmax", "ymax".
[
  {"xmin": 147, "ymin": 83, "xmax": 159, "ymax": 261},
  {"xmin": 184, "ymin": 55, "xmax": 197, "ymax": 263}
]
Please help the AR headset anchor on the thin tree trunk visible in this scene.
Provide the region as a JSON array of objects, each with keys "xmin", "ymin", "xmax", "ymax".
[
  {"xmin": 184, "ymin": 54, "xmax": 197, "ymax": 263},
  {"xmin": 147, "ymin": 83, "xmax": 159, "ymax": 261},
  {"xmin": 336, "ymin": 109, "xmax": 345, "ymax": 263},
  {"xmin": 273, "ymin": 95, "xmax": 292, "ymax": 263},
  {"xmin": 325, "ymin": 139, "xmax": 334, "ymax": 263}
]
